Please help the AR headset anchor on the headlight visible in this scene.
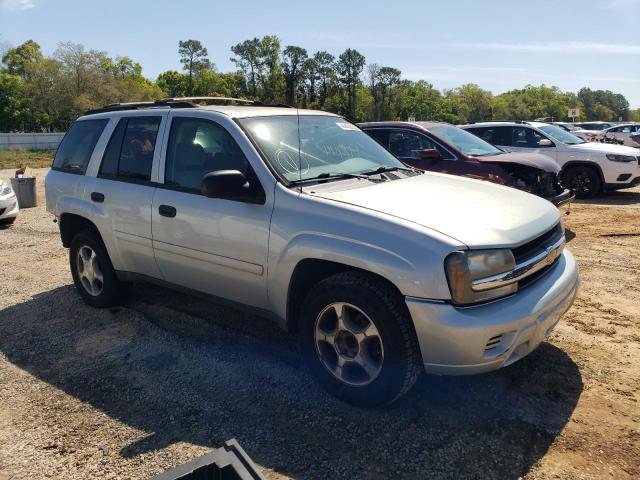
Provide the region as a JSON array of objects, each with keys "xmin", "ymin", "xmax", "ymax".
[
  {"xmin": 0, "ymin": 181, "xmax": 12, "ymax": 196},
  {"xmin": 606, "ymin": 154, "xmax": 635, "ymax": 163},
  {"xmin": 445, "ymin": 249, "xmax": 517, "ymax": 305}
]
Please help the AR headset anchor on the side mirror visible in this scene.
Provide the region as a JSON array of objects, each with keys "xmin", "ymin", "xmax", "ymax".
[
  {"xmin": 419, "ymin": 148, "xmax": 444, "ymax": 161},
  {"xmin": 201, "ymin": 170, "xmax": 252, "ymax": 201},
  {"xmin": 538, "ymin": 139, "xmax": 553, "ymax": 147}
]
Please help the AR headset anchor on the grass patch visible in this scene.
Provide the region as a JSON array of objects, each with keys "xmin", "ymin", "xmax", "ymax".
[{"xmin": 0, "ymin": 150, "xmax": 54, "ymax": 170}]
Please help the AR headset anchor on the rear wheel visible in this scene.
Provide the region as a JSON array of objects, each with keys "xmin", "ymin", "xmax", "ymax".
[
  {"xmin": 563, "ymin": 166, "xmax": 601, "ymax": 199},
  {"xmin": 69, "ymin": 230, "xmax": 130, "ymax": 307},
  {"xmin": 300, "ymin": 271, "xmax": 422, "ymax": 407}
]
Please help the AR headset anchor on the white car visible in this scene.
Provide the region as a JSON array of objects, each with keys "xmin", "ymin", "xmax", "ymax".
[
  {"xmin": 551, "ymin": 122, "xmax": 595, "ymax": 142},
  {"xmin": 460, "ymin": 121, "xmax": 640, "ymax": 198},
  {"xmin": 599, "ymin": 124, "xmax": 640, "ymax": 148},
  {"xmin": 45, "ymin": 98, "xmax": 579, "ymax": 406},
  {"xmin": 0, "ymin": 179, "xmax": 19, "ymax": 224}
]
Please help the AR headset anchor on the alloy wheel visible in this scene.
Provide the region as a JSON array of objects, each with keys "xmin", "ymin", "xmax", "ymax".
[
  {"xmin": 76, "ymin": 245, "xmax": 104, "ymax": 296},
  {"xmin": 314, "ymin": 302, "xmax": 384, "ymax": 386}
]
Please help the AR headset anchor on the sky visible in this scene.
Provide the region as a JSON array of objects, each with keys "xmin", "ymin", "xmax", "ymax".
[{"xmin": 1, "ymin": 0, "xmax": 639, "ymax": 108}]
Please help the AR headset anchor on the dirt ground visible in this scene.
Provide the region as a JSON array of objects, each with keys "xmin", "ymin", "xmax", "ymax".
[{"xmin": 0, "ymin": 168, "xmax": 638, "ymax": 480}]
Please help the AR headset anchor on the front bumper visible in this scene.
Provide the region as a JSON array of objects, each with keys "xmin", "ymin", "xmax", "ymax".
[
  {"xmin": 550, "ymin": 188, "xmax": 574, "ymax": 208},
  {"xmin": 406, "ymin": 249, "xmax": 579, "ymax": 375},
  {"xmin": 0, "ymin": 193, "xmax": 19, "ymax": 220}
]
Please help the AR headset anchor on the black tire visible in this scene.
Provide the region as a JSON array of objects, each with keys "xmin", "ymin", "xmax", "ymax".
[
  {"xmin": 69, "ymin": 229, "xmax": 130, "ymax": 307},
  {"xmin": 562, "ymin": 166, "xmax": 601, "ymax": 199},
  {"xmin": 299, "ymin": 271, "xmax": 422, "ymax": 407},
  {"xmin": 0, "ymin": 216, "xmax": 16, "ymax": 225}
]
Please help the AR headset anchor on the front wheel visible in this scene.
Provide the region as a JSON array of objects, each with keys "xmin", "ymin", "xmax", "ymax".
[
  {"xmin": 300, "ymin": 271, "xmax": 422, "ymax": 407},
  {"xmin": 69, "ymin": 230, "xmax": 130, "ymax": 307},
  {"xmin": 562, "ymin": 166, "xmax": 601, "ymax": 199}
]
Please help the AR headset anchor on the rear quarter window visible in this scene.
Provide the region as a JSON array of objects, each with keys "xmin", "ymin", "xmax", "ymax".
[{"xmin": 53, "ymin": 119, "xmax": 109, "ymax": 174}]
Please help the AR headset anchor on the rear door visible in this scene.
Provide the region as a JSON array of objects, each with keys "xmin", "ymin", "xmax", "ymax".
[
  {"xmin": 466, "ymin": 126, "xmax": 511, "ymax": 151},
  {"xmin": 151, "ymin": 111, "xmax": 273, "ymax": 309},
  {"xmin": 86, "ymin": 111, "xmax": 168, "ymax": 278}
]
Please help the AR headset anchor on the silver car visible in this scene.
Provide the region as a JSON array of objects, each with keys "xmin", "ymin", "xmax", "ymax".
[{"xmin": 46, "ymin": 98, "xmax": 579, "ymax": 406}]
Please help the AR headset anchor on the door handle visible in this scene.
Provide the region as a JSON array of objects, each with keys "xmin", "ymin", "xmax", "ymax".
[
  {"xmin": 91, "ymin": 192, "xmax": 105, "ymax": 203},
  {"xmin": 158, "ymin": 205, "xmax": 177, "ymax": 218}
]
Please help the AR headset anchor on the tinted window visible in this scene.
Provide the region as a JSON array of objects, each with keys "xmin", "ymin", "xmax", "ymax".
[
  {"xmin": 165, "ymin": 117, "xmax": 249, "ymax": 191},
  {"xmin": 99, "ymin": 118, "xmax": 127, "ymax": 177},
  {"xmin": 468, "ymin": 126, "xmax": 511, "ymax": 146},
  {"xmin": 366, "ymin": 129, "xmax": 389, "ymax": 148},
  {"xmin": 53, "ymin": 119, "xmax": 108, "ymax": 173},
  {"xmin": 389, "ymin": 130, "xmax": 437, "ymax": 158},
  {"xmin": 118, "ymin": 117, "xmax": 161, "ymax": 181}
]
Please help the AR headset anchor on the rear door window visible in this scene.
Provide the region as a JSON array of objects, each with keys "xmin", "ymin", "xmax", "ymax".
[
  {"xmin": 98, "ymin": 116, "xmax": 161, "ymax": 182},
  {"xmin": 388, "ymin": 129, "xmax": 456, "ymax": 159},
  {"xmin": 468, "ymin": 126, "xmax": 511, "ymax": 146},
  {"xmin": 53, "ymin": 119, "xmax": 108, "ymax": 174}
]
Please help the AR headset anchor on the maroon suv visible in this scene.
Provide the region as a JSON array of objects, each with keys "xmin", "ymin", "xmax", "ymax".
[{"xmin": 360, "ymin": 121, "xmax": 574, "ymax": 207}]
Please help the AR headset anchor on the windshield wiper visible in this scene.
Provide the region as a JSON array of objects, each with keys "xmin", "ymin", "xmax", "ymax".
[
  {"xmin": 291, "ymin": 172, "xmax": 378, "ymax": 185},
  {"xmin": 362, "ymin": 166, "xmax": 417, "ymax": 176}
]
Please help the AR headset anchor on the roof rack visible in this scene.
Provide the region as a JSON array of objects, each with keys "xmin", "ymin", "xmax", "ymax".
[{"xmin": 85, "ymin": 96, "xmax": 293, "ymax": 115}]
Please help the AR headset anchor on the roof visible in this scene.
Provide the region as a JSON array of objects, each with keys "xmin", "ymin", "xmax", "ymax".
[
  {"xmin": 459, "ymin": 121, "xmax": 551, "ymax": 128},
  {"xmin": 81, "ymin": 105, "xmax": 338, "ymax": 121},
  {"xmin": 358, "ymin": 120, "xmax": 451, "ymax": 130},
  {"xmin": 82, "ymin": 97, "xmax": 339, "ymax": 120}
]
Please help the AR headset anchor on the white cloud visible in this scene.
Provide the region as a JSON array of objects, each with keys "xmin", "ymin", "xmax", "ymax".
[
  {"xmin": 0, "ymin": 0, "xmax": 35, "ymax": 11},
  {"xmin": 451, "ymin": 41, "xmax": 640, "ymax": 55}
]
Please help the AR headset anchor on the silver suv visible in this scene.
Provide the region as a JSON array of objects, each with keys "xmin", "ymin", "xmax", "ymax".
[{"xmin": 46, "ymin": 98, "xmax": 579, "ymax": 406}]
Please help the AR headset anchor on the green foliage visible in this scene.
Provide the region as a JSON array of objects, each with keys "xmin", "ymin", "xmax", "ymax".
[
  {"xmin": 178, "ymin": 39, "xmax": 212, "ymax": 95},
  {"xmin": 0, "ymin": 36, "xmax": 635, "ymax": 133}
]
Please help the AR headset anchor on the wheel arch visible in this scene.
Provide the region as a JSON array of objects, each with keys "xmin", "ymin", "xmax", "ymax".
[
  {"xmin": 560, "ymin": 161, "xmax": 605, "ymax": 185},
  {"xmin": 59, "ymin": 213, "xmax": 102, "ymax": 248},
  {"xmin": 285, "ymin": 259, "xmax": 406, "ymax": 334}
]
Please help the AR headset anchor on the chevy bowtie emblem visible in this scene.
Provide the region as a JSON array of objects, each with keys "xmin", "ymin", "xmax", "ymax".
[{"xmin": 546, "ymin": 246, "xmax": 559, "ymax": 265}]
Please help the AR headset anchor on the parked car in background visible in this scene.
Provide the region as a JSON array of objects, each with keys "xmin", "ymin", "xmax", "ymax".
[
  {"xmin": 0, "ymin": 179, "xmax": 19, "ymax": 224},
  {"xmin": 460, "ymin": 121, "xmax": 640, "ymax": 198},
  {"xmin": 599, "ymin": 124, "xmax": 640, "ymax": 147},
  {"xmin": 574, "ymin": 121, "xmax": 615, "ymax": 131},
  {"xmin": 551, "ymin": 122, "xmax": 594, "ymax": 142},
  {"xmin": 359, "ymin": 121, "xmax": 573, "ymax": 207},
  {"xmin": 46, "ymin": 98, "xmax": 579, "ymax": 406}
]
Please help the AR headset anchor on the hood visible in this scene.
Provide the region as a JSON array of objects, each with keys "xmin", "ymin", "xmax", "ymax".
[
  {"xmin": 479, "ymin": 151, "xmax": 561, "ymax": 173},
  {"xmin": 311, "ymin": 172, "xmax": 560, "ymax": 249},
  {"xmin": 569, "ymin": 142, "xmax": 640, "ymax": 156}
]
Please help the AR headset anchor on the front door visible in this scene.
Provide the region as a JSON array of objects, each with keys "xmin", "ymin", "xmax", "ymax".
[{"xmin": 151, "ymin": 113, "xmax": 273, "ymax": 309}]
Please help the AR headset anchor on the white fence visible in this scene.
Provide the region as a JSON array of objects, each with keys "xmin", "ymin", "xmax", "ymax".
[{"xmin": 0, "ymin": 133, "xmax": 65, "ymax": 151}]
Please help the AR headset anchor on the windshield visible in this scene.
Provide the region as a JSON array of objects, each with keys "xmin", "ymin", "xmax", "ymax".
[
  {"xmin": 557, "ymin": 123, "xmax": 580, "ymax": 131},
  {"xmin": 239, "ymin": 115, "xmax": 405, "ymax": 182},
  {"xmin": 579, "ymin": 123, "xmax": 611, "ymax": 131},
  {"xmin": 538, "ymin": 125, "xmax": 585, "ymax": 145},
  {"xmin": 429, "ymin": 125, "xmax": 502, "ymax": 156}
]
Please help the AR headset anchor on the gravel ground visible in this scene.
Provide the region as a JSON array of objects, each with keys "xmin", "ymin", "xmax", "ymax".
[{"xmin": 0, "ymin": 168, "xmax": 638, "ymax": 479}]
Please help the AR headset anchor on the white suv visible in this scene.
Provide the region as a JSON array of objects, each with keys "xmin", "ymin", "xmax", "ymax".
[
  {"xmin": 461, "ymin": 121, "xmax": 640, "ymax": 198},
  {"xmin": 46, "ymin": 98, "xmax": 579, "ymax": 406}
]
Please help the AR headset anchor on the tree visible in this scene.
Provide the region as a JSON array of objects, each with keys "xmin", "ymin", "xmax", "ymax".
[
  {"xmin": 1, "ymin": 40, "xmax": 43, "ymax": 79},
  {"xmin": 336, "ymin": 49, "xmax": 365, "ymax": 120},
  {"xmin": 366, "ymin": 63, "xmax": 381, "ymax": 120},
  {"xmin": 313, "ymin": 51, "xmax": 335, "ymax": 108},
  {"xmin": 178, "ymin": 39, "xmax": 211, "ymax": 96},
  {"xmin": 282, "ymin": 45, "xmax": 308, "ymax": 106},
  {"xmin": 258, "ymin": 35, "xmax": 283, "ymax": 103},
  {"xmin": 377, "ymin": 67, "xmax": 401, "ymax": 119},
  {"xmin": 157, "ymin": 70, "xmax": 188, "ymax": 97},
  {"xmin": 446, "ymin": 83, "xmax": 493, "ymax": 123},
  {"xmin": 231, "ymin": 38, "xmax": 261, "ymax": 97}
]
